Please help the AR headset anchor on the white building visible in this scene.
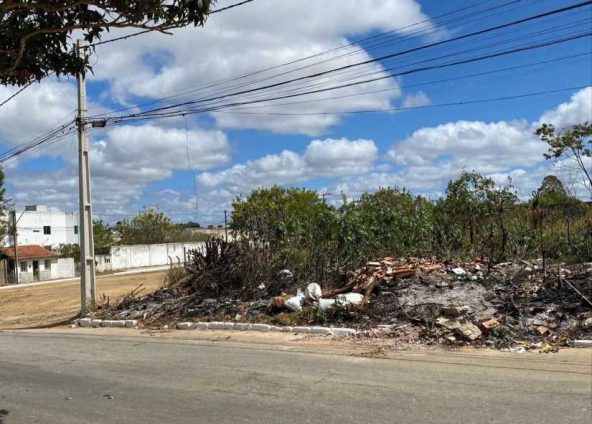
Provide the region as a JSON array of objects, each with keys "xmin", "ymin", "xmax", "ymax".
[
  {"xmin": 4, "ymin": 205, "xmax": 79, "ymax": 249},
  {"xmin": 0, "ymin": 245, "xmax": 76, "ymax": 284}
]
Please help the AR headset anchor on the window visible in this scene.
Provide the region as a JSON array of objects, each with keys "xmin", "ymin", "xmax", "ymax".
[
  {"xmin": 43, "ymin": 226, "xmax": 51, "ymax": 235},
  {"xmin": 74, "ymin": 225, "xmax": 78, "ymax": 235},
  {"xmin": 44, "ymin": 259, "xmax": 51, "ymax": 270},
  {"xmin": 19, "ymin": 261, "xmax": 27, "ymax": 272},
  {"xmin": 105, "ymin": 258, "xmax": 111, "ymax": 263}
]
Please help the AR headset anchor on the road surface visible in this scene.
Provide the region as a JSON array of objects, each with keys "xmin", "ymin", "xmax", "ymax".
[{"xmin": 0, "ymin": 331, "xmax": 590, "ymax": 423}]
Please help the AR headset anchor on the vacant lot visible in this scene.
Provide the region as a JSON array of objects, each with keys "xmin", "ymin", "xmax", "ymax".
[{"xmin": 0, "ymin": 271, "xmax": 166, "ymax": 329}]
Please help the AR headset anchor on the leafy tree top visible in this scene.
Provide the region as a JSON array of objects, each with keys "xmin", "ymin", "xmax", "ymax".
[
  {"xmin": 0, "ymin": 0, "xmax": 214, "ymax": 86},
  {"xmin": 115, "ymin": 209, "xmax": 181, "ymax": 245},
  {"xmin": 535, "ymin": 122, "xmax": 592, "ymax": 197}
]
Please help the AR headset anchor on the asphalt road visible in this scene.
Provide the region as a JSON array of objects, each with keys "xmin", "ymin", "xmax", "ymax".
[{"xmin": 0, "ymin": 331, "xmax": 590, "ymax": 424}]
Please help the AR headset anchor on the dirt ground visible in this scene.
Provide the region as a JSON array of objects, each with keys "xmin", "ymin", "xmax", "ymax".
[{"xmin": 0, "ymin": 271, "xmax": 166, "ymax": 329}]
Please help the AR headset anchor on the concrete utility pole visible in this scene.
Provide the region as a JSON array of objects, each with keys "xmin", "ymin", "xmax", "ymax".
[
  {"xmin": 10, "ymin": 210, "xmax": 19, "ymax": 285},
  {"xmin": 224, "ymin": 210, "xmax": 228, "ymax": 242},
  {"xmin": 76, "ymin": 39, "xmax": 96, "ymax": 315}
]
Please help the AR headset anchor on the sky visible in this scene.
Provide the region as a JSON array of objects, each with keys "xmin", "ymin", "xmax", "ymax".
[{"xmin": 0, "ymin": 0, "xmax": 591, "ymax": 225}]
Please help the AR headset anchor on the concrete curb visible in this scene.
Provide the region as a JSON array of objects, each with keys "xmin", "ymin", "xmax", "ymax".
[
  {"xmin": 71, "ymin": 319, "xmax": 357, "ymax": 336},
  {"xmin": 174, "ymin": 321, "xmax": 357, "ymax": 336},
  {"xmin": 72, "ymin": 318, "xmax": 138, "ymax": 329}
]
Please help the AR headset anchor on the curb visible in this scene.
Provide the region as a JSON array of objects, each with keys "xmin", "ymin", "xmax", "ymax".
[
  {"xmin": 70, "ymin": 318, "xmax": 357, "ymax": 336},
  {"xmin": 72, "ymin": 318, "xmax": 138, "ymax": 329},
  {"xmin": 175, "ymin": 321, "xmax": 358, "ymax": 336}
]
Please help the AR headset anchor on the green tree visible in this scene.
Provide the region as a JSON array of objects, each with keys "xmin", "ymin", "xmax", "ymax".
[
  {"xmin": 230, "ymin": 186, "xmax": 337, "ymax": 282},
  {"xmin": 533, "ymin": 175, "xmax": 574, "ymax": 206},
  {"xmin": 115, "ymin": 209, "xmax": 181, "ymax": 245},
  {"xmin": 439, "ymin": 171, "xmax": 518, "ymax": 260},
  {"xmin": 339, "ymin": 187, "xmax": 435, "ymax": 259},
  {"xmin": 536, "ymin": 122, "xmax": 592, "ymax": 198},
  {"xmin": 93, "ymin": 219, "xmax": 114, "ymax": 253},
  {"xmin": 1, "ymin": 0, "xmax": 215, "ymax": 86},
  {"xmin": 231, "ymin": 186, "xmax": 331, "ymax": 247}
]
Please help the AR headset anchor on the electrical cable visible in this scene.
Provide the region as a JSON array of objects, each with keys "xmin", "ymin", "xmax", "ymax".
[
  {"xmin": 103, "ymin": 1, "xmax": 592, "ymax": 121},
  {"xmin": 87, "ymin": 0, "xmax": 518, "ymax": 118}
]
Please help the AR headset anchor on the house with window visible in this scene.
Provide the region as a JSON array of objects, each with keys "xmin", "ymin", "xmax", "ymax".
[
  {"xmin": 2, "ymin": 205, "xmax": 79, "ymax": 249},
  {"xmin": 0, "ymin": 245, "xmax": 76, "ymax": 285}
]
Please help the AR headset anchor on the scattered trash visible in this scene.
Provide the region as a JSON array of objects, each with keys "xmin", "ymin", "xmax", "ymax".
[
  {"xmin": 509, "ymin": 345, "xmax": 526, "ymax": 353},
  {"xmin": 481, "ymin": 318, "xmax": 500, "ymax": 330},
  {"xmin": 441, "ymin": 305, "xmax": 471, "ymax": 317},
  {"xmin": 454, "ymin": 322, "xmax": 482, "ymax": 341},
  {"xmin": 451, "ymin": 267, "xmax": 466, "ymax": 276},
  {"xmin": 573, "ymin": 340, "xmax": 592, "ymax": 348},
  {"xmin": 318, "ymin": 298, "xmax": 336, "ymax": 311},
  {"xmin": 335, "ymin": 292, "xmax": 364, "ymax": 307},
  {"xmin": 279, "ymin": 269, "xmax": 293, "ymax": 280},
  {"xmin": 285, "ymin": 294, "xmax": 305, "ymax": 312},
  {"xmin": 96, "ymin": 253, "xmax": 591, "ymax": 352},
  {"xmin": 304, "ymin": 283, "xmax": 322, "ymax": 302},
  {"xmin": 539, "ymin": 341, "xmax": 559, "ymax": 354}
]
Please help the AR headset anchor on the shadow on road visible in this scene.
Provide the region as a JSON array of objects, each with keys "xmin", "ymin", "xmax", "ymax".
[{"xmin": 0, "ymin": 409, "xmax": 9, "ymax": 423}]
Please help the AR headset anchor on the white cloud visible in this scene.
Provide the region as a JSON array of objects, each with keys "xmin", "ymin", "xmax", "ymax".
[
  {"xmin": 0, "ymin": 80, "xmax": 77, "ymax": 147},
  {"xmin": 198, "ymin": 137, "xmax": 378, "ymax": 193},
  {"xmin": 387, "ymin": 120, "xmax": 542, "ymax": 171},
  {"xmin": 91, "ymin": 124, "xmax": 230, "ymax": 182},
  {"xmin": 402, "ymin": 91, "xmax": 431, "ymax": 108},
  {"xmin": 537, "ymin": 87, "xmax": 592, "ymax": 130},
  {"xmin": 378, "ymin": 87, "xmax": 592, "ymax": 199},
  {"xmin": 6, "ymin": 122, "xmax": 231, "ymax": 216},
  {"xmin": 88, "ymin": 0, "xmax": 438, "ymax": 135}
]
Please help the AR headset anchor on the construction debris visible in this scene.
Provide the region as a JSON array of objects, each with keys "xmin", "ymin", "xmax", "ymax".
[{"xmin": 97, "ymin": 254, "xmax": 591, "ymax": 351}]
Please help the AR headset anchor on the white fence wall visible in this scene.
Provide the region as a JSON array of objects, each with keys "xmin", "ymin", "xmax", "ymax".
[
  {"xmin": 52, "ymin": 257, "xmax": 76, "ymax": 279},
  {"xmin": 106, "ymin": 242, "xmax": 205, "ymax": 272}
]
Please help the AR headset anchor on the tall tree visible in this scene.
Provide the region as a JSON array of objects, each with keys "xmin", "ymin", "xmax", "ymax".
[
  {"xmin": 536, "ymin": 122, "xmax": 592, "ymax": 198},
  {"xmin": 93, "ymin": 219, "xmax": 114, "ymax": 252},
  {"xmin": 1, "ymin": 0, "xmax": 215, "ymax": 86},
  {"xmin": 534, "ymin": 175, "xmax": 574, "ymax": 206},
  {"xmin": 115, "ymin": 209, "xmax": 180, "ymax": 245}
]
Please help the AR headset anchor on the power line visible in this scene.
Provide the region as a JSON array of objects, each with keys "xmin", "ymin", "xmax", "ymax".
[
  {"xmin": 103, "ymin": 1, "xmax": 592, "ymax": 122},
  {"xmin": 210, "ymin": 0, "xmax": 255, "ymax": 14},
  {"xmin": 0, "ymin": 81, "xmax": 34, "ymax": 108},
  {"xmin": 109, "ymin": 30, "xmax": 592, "ymax": 122},
  {"xmin": 88, "ymin": 0, "xmax": 518, "ymax": 118},
  {"xmin": 189, "ymin": 26, "xmax": 591, "ymax": 116},
  {"xmin": 198, "ymin": 52, "xmax": 591, "ymax": 111},
  {"xmin": 211, "ymin": 85, "xmax": 591, "ymax": 116}
]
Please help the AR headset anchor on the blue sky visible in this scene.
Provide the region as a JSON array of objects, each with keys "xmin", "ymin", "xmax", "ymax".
[{"xmin": 0, "ymin": 0, "xmax": 591, "ymax": 225}]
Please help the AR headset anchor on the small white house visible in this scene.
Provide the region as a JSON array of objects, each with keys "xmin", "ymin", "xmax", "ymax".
[{"xmin": 0, "ymin": 245, "xmax": 76, "ymax": 284}]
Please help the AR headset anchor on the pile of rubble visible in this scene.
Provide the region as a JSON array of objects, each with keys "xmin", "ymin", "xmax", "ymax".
[{"xmin": 98, "ymin": 256, "xmax": 592, "ymax": 350}]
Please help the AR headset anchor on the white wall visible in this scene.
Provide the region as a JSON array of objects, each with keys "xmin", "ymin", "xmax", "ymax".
[
  {"xmin": 52, "ymin": 258, "xmax": 76, "ymax": 280},
  {"xmin": 108, "ymin": 242, "xmax": 204, "ymax": 271},
  {"xmin": 95, "ymin": 254, "xmax": 112, "ymax": 273},
  {"xmin": 3, "ymin": 206, "xmax": 79, "ymax": 248}
]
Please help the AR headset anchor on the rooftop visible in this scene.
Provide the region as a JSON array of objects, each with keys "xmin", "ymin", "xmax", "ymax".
[{"xmin": 0, "ymin": 245, "xmax": 56, "ymax": 260}]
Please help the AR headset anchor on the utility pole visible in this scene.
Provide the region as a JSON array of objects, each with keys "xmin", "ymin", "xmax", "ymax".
[
  {"xmin": 10, "ymin": 210, "xmax": 19, "ymax": 285},
  {"xmin": 224, "ymin": 210, "xmax": 228, "ymax": 242},
  {"xmin": 76, "ymin": 39, "xmax": 96, "ymax": 315}
]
